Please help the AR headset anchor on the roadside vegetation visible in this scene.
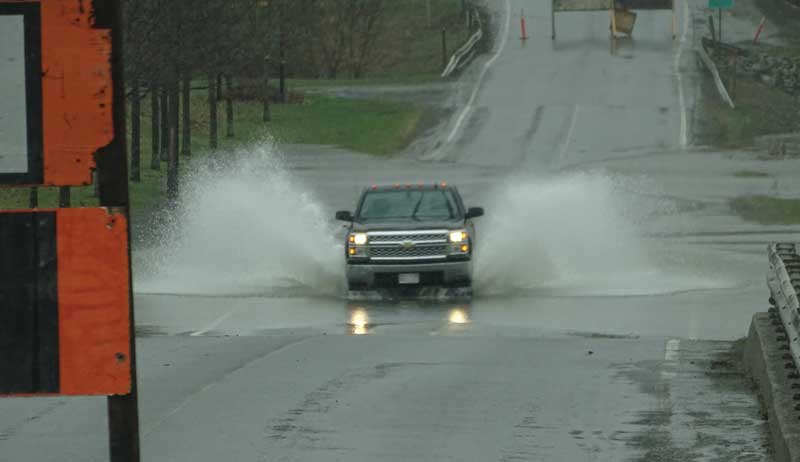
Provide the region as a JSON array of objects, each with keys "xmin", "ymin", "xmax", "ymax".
[
  {"xmin": 697, "ymin": 0, "xmax": 800, "ymax": 149},
  {"xmin": 0, "ymin": 93, "xmax": 423, "ymax": 212},
  {"xmin": 730, "ymin": 196, "xmax": 800, "ymax": 224},
  {"xmin": 1, "ymin": 0, "xmax": 479, "ymax": 216},
  {"xmin": 697, "ymin": 77, "xmax": 798, "ymax": 148},
  {"xmin": 733, "ymin": 170, "xmax": 771, "ymax": 177}
]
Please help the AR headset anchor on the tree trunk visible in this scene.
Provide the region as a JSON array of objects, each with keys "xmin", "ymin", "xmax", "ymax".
[
  {"xmin": 279, "ymin": 0, "xmax": 288, "ymax": 102},
  {"xmin": 28, "ymin": 188, "xmax": 38, "ymax": 208},
  {"xmin": 279, "ymin": 39, "xmax": 286, "ymax": 102},
  {"xmin": 167, "ymin": 79, "xmax": 180, "ymax": 204},
  {"xmin": 208, "ymin": 73, "xmax": 218, "ymax": 149},
  {"xmin": 262, "ymin": 69, "xmax": 272, "ymax": 123},
  {"xmin": 181, "ymin": 74, "xmax": 192, "ymax": 157},
  {"xmin": 225, "ymin": 75, "xmax": 234, "ymax": 138},
  {"xmin": 58, "ymin": 187, "xmax": 71, "ymax": 207},
  {"xmin": 159, "ymin": 87, "xmax": 169, "ymax": 161},
  {"xmin": 150, "ymin": 83, "xmax": 160, "ymax": 170},
  {"xmin": 130, "ymin": 78, "xmax": 141, "ymax": 182}
]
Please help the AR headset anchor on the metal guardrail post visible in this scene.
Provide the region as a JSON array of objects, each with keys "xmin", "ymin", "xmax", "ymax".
[
  {"xmin": 441, "ymin": 8, "xmax": 484, "ymax": 78},
  {"xmin": 698, "ymin": 43, "xmax": 735, "ymax": 109}
]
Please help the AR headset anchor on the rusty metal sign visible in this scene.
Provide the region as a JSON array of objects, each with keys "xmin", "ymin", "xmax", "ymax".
[
  {"xmin": 0, "ymin": 3, "xmax": 42, "ymax": 185},
  {"xmin": 0, "ymin": 1, "xmax": 140, "ymax": 459},
  {"xmin": 0, "ymin": 1, "xmax": 113, "ymax": 187},
  {"xmin": 0, "ymin": 208, "xmax": 132, "ymax": 396}
]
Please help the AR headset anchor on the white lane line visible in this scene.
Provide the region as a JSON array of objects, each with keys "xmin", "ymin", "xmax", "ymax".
[
  {"xmin": 190, "ymin": 311, "xmax": 235, "ymax": 337},
  {"xmin": 444, "ymin": 0, "xmax": 512, "ymax": 145},
  {"xmin": 664, "ymin": 338, "xmax": 681, "ymax": 361},
  {"xmin": 674, "ymin": 0, "xmax": 690, "ymax": 148},
  {"xmin": 559, "ymin": 105, "xmax": 579, "ymax": 160}
]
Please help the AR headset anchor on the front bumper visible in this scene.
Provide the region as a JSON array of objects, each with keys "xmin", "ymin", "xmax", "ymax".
[{"xmin": 346, "ymin": 260, "xmax": 473, "ymax": 288}]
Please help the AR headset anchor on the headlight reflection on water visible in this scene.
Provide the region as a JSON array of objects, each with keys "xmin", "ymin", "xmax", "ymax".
[
  {"xmin": 448, "ymin": 308, "xmax": 469, "ymax": 324},
  {"xmin": 349, "ymin": 308, "xmax": 370, "ymax": 335},
  {"xmin": 347, "ymin": 305, "xmax": 469, "ymax": 335}
]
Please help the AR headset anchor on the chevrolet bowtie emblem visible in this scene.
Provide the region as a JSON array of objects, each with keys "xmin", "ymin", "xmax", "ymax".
[{"xmin": 401, "ymin": 240, "xmax": 415, "ymax": 249}]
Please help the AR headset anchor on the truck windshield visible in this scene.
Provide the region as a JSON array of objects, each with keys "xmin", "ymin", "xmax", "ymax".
[{"xmin": 358, "ymin": 190, "xmax": 460, "ymax": 220}]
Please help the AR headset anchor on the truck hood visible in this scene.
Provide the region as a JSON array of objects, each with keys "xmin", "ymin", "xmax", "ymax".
[{"xmin": 351, "ymin": 218, "xmax": 465, "ymax": 232}]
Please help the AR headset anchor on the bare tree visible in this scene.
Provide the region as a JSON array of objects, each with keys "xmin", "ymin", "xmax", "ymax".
[
  {"xmin": 130, "ymin": 77, "xmax": 141, "ymax": 182},
  {"xmin": 225, "ymin": 75, "xmax": 235, "ymax": 138},
  {"xmin": 166, "ymin": 78, "xmax": 180, "ymax": 204},
  {"xmin": 150, "ymin": 84, "xmax": 160, "ymax": 170},
  {"xmin": 181, "ymin": 74, "xmax": 192, "ymax": 157},
  {"xmin": 208, "ymin": 74, "xmax": 218, "ymax": 149},
  {"xmin": 313, "ymin": 0, "xmax": 387, "ymax": 78}
]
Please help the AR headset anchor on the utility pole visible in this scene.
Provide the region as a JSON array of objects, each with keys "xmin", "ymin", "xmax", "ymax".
[
  {"xmin": 442, "ymin": 29, "xmax": 448, "ymax": 70},
  {"xmin": 58, "ymin": 187, "xmax": 70, "ymax": 207},
  {"xmin": 279, "ymin": 0, "xmax": 287, "ymax": 103},
  {"xmin": 427, "ymin": 0, "xmax": 432, "ymax": 27},
  {"xmin": 100, "ymin": 2, "xmax": 141, "ymax": 460}
]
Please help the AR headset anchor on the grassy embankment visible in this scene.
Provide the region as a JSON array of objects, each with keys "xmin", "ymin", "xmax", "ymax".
[
  {"xmin": 730, "ymin": 196, "xmax": 800, "ymax": 225},
  {"xmin": 698, "ymin": 77, "xmax": 798, "ymax": 149},
  {"xmin": 698, "ymin": 44, "xmax": 800, "ymax": 224}
]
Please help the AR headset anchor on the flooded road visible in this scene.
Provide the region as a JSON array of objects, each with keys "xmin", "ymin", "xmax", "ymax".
[{"xmin": 0, "ymin": 0, "xmax": 789, "ymax": 460}]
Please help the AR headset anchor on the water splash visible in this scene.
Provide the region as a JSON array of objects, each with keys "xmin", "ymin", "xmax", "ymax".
[
  {"xmin": 474, "ymin": 173, "xmax": 726, "ymax": 296},
  {"xmin": 135, "ymin": 140, "xmax": 342, "ymax": 297}
]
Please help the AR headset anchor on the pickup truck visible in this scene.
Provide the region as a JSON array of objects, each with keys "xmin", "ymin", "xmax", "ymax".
[{"xmin": 335, "ymin": 183, "xmax": 484, "ymax": 290}]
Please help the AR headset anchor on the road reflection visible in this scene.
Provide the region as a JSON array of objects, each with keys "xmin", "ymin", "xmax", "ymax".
[
  {"xmin": 346, "ymin": 302, "xmax": 472, "ymax": 335},
  {"xmin": 348, "ymin": 307, "xmax": 370, "ymax": 335},
  {"xmin": 448, "ymin": 308, "xmax": 469, "ymax": 324}
]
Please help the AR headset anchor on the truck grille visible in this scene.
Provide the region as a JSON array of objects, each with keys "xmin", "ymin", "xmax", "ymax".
[
  {"xmin": 366, "ymin": 230, "xmax": 449, "ymax": 261},
  {"xmin": 370, "ymin": 245, "xmax": 449, "ymax": 259},
  {"xmin": 369, "ymin": 232, "xmax": 448, "ymax": 244}
]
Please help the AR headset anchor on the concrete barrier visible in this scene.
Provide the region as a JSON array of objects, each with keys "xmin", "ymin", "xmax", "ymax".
[{"xmin": 745, "ymin": 312, "xmax": 800, "ymax": 462}]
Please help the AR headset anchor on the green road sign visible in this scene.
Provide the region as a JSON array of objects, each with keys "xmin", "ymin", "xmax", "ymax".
[{"xmin": 708, "ymin": 0, "xmax": 733, "ymax": 9}]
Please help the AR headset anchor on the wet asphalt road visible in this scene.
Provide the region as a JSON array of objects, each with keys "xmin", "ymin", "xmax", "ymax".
[{"xmin": 0, "ymin": 0, "xmax": 790, "ymax": 460}]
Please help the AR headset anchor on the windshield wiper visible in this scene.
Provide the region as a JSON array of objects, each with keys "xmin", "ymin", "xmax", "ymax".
[{"xmin": 410, "ymin": 195, "xmax": 425, "ymax": 219}]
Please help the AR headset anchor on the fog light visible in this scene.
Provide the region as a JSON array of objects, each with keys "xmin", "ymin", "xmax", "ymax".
[
  {"xmin": 349, "ymin": 247, "xmax": 357, "ymax": 255},
  {"xmin": 460, "ymin": 244, "xmax": 469, "ymax": 253}
]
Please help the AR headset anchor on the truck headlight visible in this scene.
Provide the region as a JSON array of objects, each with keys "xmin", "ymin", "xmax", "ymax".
[
  {"xmin": 449, "ymin": 230, "xmax": 467, "ymax": 243},
  {"xmin": 349, "ymin": 233, "xmax": 368, "ymax": 245}
]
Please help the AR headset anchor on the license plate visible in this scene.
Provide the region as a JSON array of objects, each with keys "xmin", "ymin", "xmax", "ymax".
[{"xmin": 398, "ymin": 273, "xmax": 420, "ymax": 285}]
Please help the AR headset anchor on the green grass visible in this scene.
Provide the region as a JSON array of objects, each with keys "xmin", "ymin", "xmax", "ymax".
[
  {"xmin": 699, "ymin": 77, "xmax": 799, "ymax": 148},
  {"xmin": 764, "ymin": 46, "xmax": 800, "ymax": 59},
  {"xmin": 730, "ymin": 195, "xmax": 800, "ymax": 225},
  {"xmin": 269, "ymin": 96, "xmax": 424, "ymax": 155},
  {"xmin": 289, "ymin": 74, "xmax": 442, "ymax": 90},
  {"xmin": 733, "ymin": 170, "xmax": 771, "ymax": 178}
]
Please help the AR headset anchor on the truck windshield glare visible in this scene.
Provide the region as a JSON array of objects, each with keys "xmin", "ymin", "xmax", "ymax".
[{"xmin": 358, "ymin": 190, "xmax": 460, "ymax": 220}]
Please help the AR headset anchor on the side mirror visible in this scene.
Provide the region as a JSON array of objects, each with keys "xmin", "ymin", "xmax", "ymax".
[
  {"xmin": 335, "ymin": 210, "xmax": 354, "ymax": 222},
  {"xmin": 465, "ymin": 207, "xmax": 484, "ymax": 219}
]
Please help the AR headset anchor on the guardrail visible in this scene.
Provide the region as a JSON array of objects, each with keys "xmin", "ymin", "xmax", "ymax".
[
  {"xmin": 698, "ymin": 42, "xmax": 735, "ymax": 109},
  {"xmin": 767, "ymin": 243, "xmax": 800, "ymax": 374},
  {"xmin": 441, "ymin": 9, "xmax": 483, "ymax": 78}
]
